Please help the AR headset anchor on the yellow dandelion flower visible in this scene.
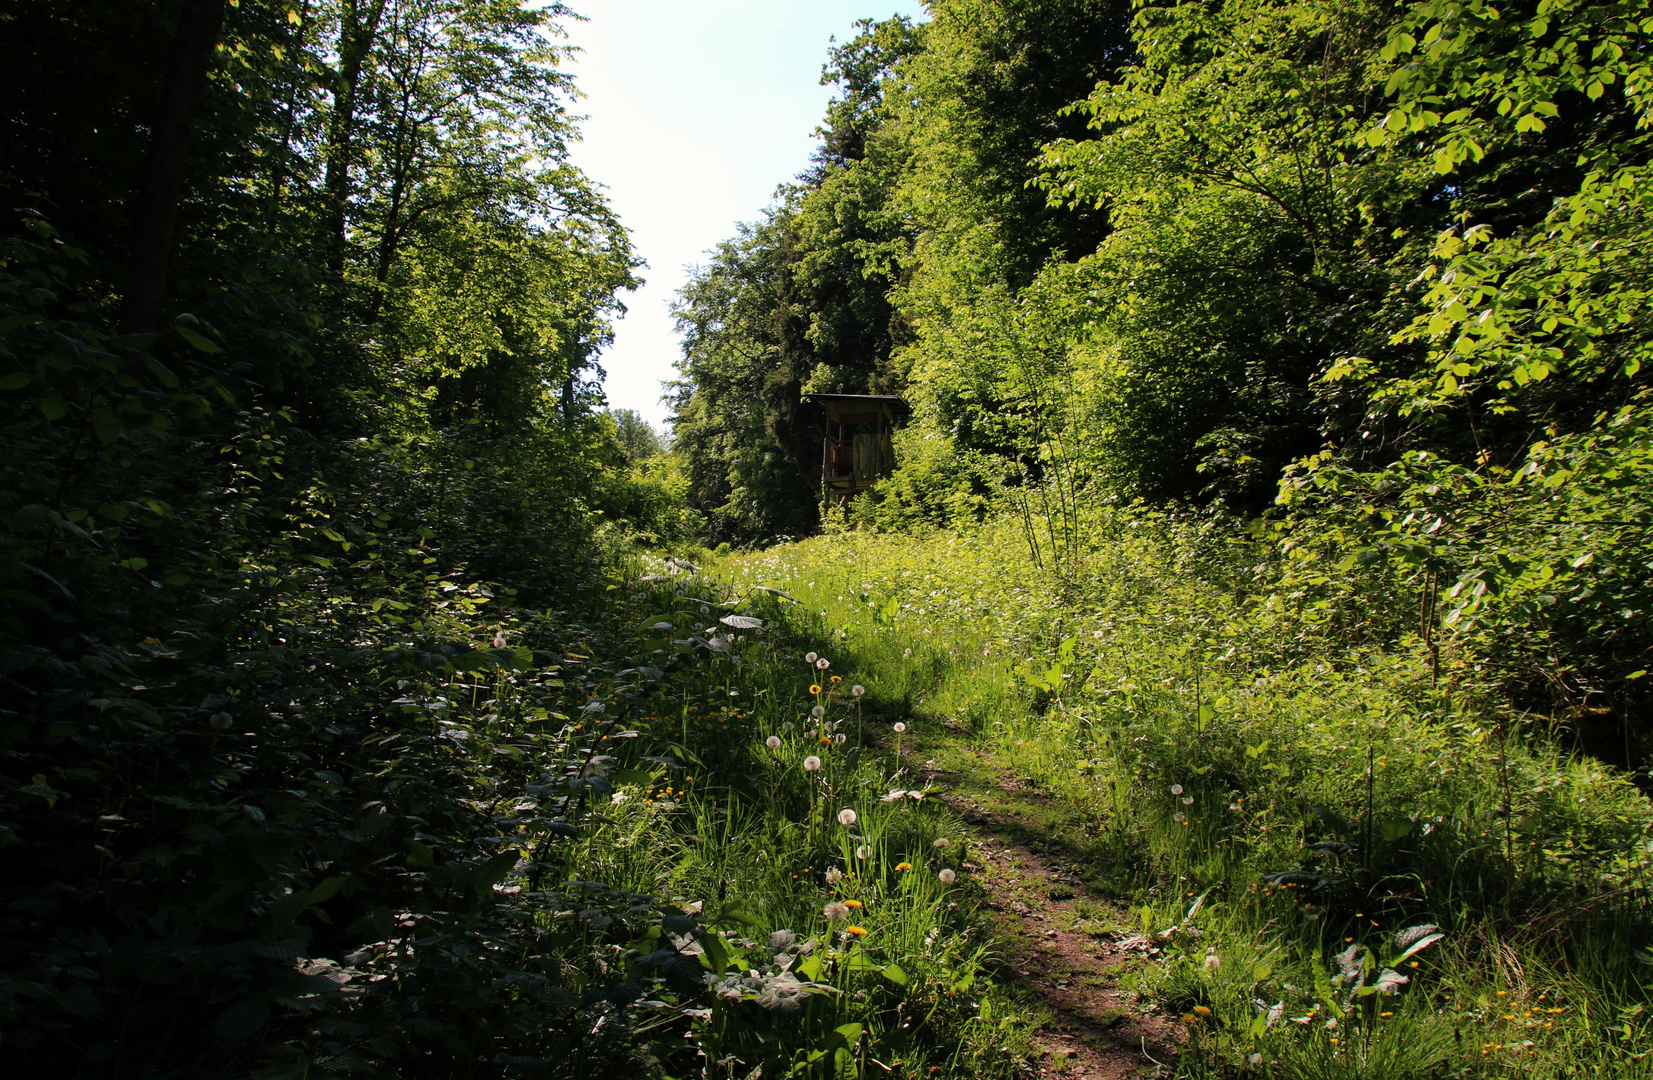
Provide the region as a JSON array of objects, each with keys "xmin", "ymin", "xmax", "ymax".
[
  {"xmin": 895, "ymin": 862, "xmax": 912, "ymax": 872},
  {"xmin": 1192, "ymin": 1006, "xmax": 1212, "ymax": 1017},
  {"xmin": 831, "ymin": 675, "xmax": 842, "ymax": 683},
  {"xmin": 810, "ymin": 684, "xmax": 822, "ymax": 695},
  {"xmin": 844, "ymin": 899, "xmax": 863, "ymax": 908},
  {"xmin": 845, "ymin": 925, "xmax": 868, "ymax": 936}
]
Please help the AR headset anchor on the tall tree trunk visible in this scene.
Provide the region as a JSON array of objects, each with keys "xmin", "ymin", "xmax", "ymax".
[
  {"xmin": 264, "ymin": 0, "xmax": 315, "ymax": 233},
  {"xmin": 117, "ymin": 0, "xmax": 228, "ymax": 337},
  {"xmin": 322, "ymin": 0, "xmax": 390, "ymax": 279}
]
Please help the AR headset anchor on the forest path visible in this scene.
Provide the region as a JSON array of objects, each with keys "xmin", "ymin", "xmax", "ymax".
[{"xmin": 907, "ymin": 742, "xmax": 1183, "ymax": 1078}]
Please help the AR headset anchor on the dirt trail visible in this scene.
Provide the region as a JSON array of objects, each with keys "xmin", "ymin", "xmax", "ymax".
[{"xmin": 932, "ymin": 775, "xmax": 1183, "ymax": 1079}]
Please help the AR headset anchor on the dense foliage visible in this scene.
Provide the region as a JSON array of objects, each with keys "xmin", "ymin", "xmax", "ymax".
[
  {"xmin": 678, "ymin": 3, "xmax": 1653, "ymax": 1070},
  {"xmin": 673, "ymin": 0, "xmax": 1653, "ymax": 718},
  {"xmin": 10, "ymin": 0, "xmax": 1653, "ymax": 1075},
  {"xmin": 728, "ymin": 519, "xmax": 1653, "ymax": 1077}
]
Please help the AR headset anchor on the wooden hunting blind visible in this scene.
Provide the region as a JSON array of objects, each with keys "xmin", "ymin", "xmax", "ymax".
[{"xmin": 809, "ymin": 393, "xmax": 906, "ymax": 501}]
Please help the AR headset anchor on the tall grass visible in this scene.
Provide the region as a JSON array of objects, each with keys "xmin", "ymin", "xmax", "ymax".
[
  {"xmin": 722, "ymin": 512, "xmax": 1653, "ymax": 1077},
  {"xmin": 521, "ymin": 552, "xmax": 1038, "ymax": 1078}
]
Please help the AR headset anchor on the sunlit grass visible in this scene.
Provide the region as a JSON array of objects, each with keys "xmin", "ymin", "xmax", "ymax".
[{"xmin": 721, "ymin": 513, "xmax": 1653, "ymax": 1078}]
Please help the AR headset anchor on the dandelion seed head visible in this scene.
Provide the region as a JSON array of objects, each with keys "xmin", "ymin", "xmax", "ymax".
[
  {"xmin": 825, "ymin": 867, "xmax": 843, "ymax": 884},
  {"xmin": 1092, "ymin": 630, "xmax": 1104, "ymax": 639},
  {"xmin": 782, "ymin": 721, "xmax": 795, "ymax": 731},
  {"xmin": 805, "ymin": 652, "xmax": 817, "ymax": 663},
  {"xmin": 1170, "ymin": 784, "xmax": 1184, "ymax": 795},
  {"xmin": 823, "ymin": 902, "xmax": 850, "ymax": 921},
  {"xmin": 816, "ymin": 658, "xmax": 830, "ymax": 670},
  {"xmin": 765, "ymin": 736, "xmax": 781, "ymax": 749},
  {"xmin": 903, "ymin": 648, "xmax": 911, "ymax": 657},
  {"xmin": 852, "ymin": 685, "xmax": 865, "ymax": 697},
  {"xmin": 1182, "ymin": 796, "xmax": 1194, "ymax": 805},
  {"xmin": 933, "ymin": 838, "xmax": 949, "ymax": 848},
  {"xmin": 834, "ymin": 733, "xmax": 846, "ymax": 744},
  {"xmin": 938, "ymin": 868, "xmax": 957, "ymax": 884},
  {"xmin": 893, "ymin": 722, "xmax": 906, "ymax": 733},
  {"xmin": 838, "ymin": 808, "xmax": 858, "ymax": 827},
  {"xmin": 803, "ymin": 756, "xmax": 822, "ymax": 772},
  {"xmin": 811, "ymin": 705, "xmax": 826, "ymax": 718},
  {"xmin": 1174, "ymin": 812, "xmax": 1187, "ymax": 823},
  {"xmin": 856, "ymin": 845, "xmax": 870, "ymax": 859}
]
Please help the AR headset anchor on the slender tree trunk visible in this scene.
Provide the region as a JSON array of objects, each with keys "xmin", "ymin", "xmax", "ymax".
[
  {"xmin": 265, "ymin": 0, "xmax": 315, "ymax": 233},
  {"xmin": 323, "ymin": 0, "xmax": 390, "ymax": 279},
  {"xmin": 117, "ymin": 0, "xmax": 228, "ymax": 337}
]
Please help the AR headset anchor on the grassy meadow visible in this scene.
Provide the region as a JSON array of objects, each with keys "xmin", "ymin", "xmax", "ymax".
[
  {"xmin": 505, "ymin": 553, "xmax": 1037, "ymax": 1079},
  {"xmin": 718, "ymin": 512, "xmax": 1653, "ymax": 1078}
]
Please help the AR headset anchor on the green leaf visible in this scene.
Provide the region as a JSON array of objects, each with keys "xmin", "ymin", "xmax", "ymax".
[
  {"xmin": 145, "ymin": 356, "xmax": 181, "ymax": 387},
  {"xmin": 40, "ymin": 397, "xmax": 66, "ymax": 421},
  {"xmin": 881, "ymin": 962, "xmax": 907, "ymax": 985},
  {"xmin": 307, "ymin": 875, "xmax": 344, "ymax": 905},
  {"xmin": 0, "ymin": 372, "xmax": 30, "ymax": 390},
  {"xmin": 407, "ymin": 839, "xmax": 435, "ymax": 867},
  {"xmin": 214, "ymin": 999, "xmax": 270, "ymax": 1040},
  {"xmin": 176, "ymin": 326, "xmax": 223, "ymax": 354},
  {"xmin": 58, "ymin": 984, "xmax": 107, "ymax": 1017}
]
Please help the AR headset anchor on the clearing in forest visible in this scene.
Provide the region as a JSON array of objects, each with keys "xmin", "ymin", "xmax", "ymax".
[{"xmin": 726, "ymin": 519, "xmax": 1653, "ymax": 1078}]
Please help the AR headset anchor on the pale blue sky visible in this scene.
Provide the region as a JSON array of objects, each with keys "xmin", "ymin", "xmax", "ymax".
[{"xmin": 563, "ymin": 1, "xmax": 926, "ymax": 430}]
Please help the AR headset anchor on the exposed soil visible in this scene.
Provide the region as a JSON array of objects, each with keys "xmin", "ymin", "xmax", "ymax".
[{"xmin": 908, "ymin": 757, "xmax": 1182, "ymax": 1080}]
